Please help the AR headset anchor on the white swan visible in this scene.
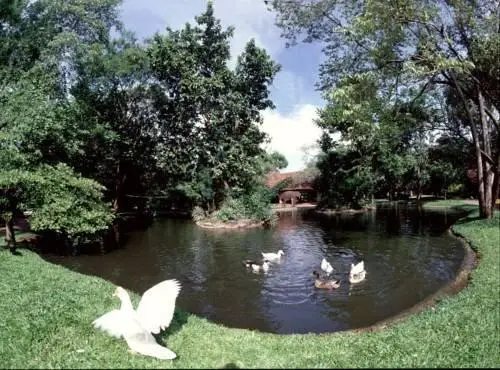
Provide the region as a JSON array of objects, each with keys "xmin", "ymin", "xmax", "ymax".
[
  {"xmin": 93, "ymin": 279, "xmax": 181, "ymax": 360},
  {"xmin": 243, "ymin": 260, "xmax": 270, "ymax": 272},
  {"xmin": 261, "ymin": 250, "xmax": 284, "ymax": 261},
  {"xmin": 321, "ymin": 258, "xmax": 334, "ymax": 274},
  {"xmin": 349, "ymin": 261, "xmax": 366, "ymax": 284}
]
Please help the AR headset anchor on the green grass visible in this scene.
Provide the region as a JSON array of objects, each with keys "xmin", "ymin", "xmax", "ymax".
[
  {"xmin": 421, "ymin": 199, "xmax": 477, "ymax": 209},
  {"xmin": 0, "ymin": 203, "xmax": 499, "ymax": 368}
]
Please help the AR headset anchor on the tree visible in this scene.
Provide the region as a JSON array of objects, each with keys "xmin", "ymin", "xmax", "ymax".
[
  {"xmin": 0, "ymin": 164, "xmax": 114, "ymax": 252},
  {"xmin": 71, "ymin": 34, "xmax": 159, "ymax": 211},
  {"xmin": 0, "ymin": 0, "xmax": 122, "ymax": 247},
  {"xmin": 268, "ymin": 0, "xmax": 499, "ymax": 218},
  {"xmin": 149, "ymin": 2, "xmax": 280, "ymax": 211}
]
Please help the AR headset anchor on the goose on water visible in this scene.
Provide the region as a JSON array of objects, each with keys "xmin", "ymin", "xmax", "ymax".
[
  {"xmin": 261, "ymin": 250, "xmax": 284, "ymax": 261},
  {"xmin": 321, "ymin": 258, "xmax": 334, "ymax": 274},
  {"xmin": 349, "ymin": 261, "xmax": 366, "ymax": 284}
]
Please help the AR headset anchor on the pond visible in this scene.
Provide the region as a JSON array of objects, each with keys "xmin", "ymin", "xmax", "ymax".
[{"xmin": 42, "ymin": 203, "xmax": 468, "ymax": 334}]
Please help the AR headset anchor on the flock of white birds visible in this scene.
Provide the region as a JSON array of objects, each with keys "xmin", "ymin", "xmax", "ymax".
[{"xmin": 93, "ymin": 250, "xmax": 367, "ymax": 361}]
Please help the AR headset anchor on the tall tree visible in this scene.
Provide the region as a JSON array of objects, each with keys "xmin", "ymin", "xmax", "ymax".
[
  {"xmin": 71, "ymin": 34, "xmax": 158, "ymax": 211},
  {"xmin": 0, "ymin": 0, "xmax": 122, "ymax": 247},
  {"xmin": 149, "ymin": 2, "xmax": 280, "ymax": 211},
  {"xmin": 268, "ymin": 0, "xmax": 499, "ymax": 218}
]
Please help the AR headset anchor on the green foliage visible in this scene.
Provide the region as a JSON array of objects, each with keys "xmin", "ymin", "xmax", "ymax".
[
  {"xmin": 149, "ymin": 3, "xmax": 280, "ymax": 209},
  {"xmin": 269, "ymin": 0, "xmax": 499, "ymax": 217},
  {"xmin": 0, "ymin": 164, "xmax": 114, "ymax": 238},
  {"xmin": 215, "ymin": 185, "xmax": 276, "ymax": 222},
  {"xmin": 1, "ymin": 0, "xmax": 282, "ymax": 240},
  {"xmin": 315, "ymin": 148, "xmax": 374, "ymax": 209}
]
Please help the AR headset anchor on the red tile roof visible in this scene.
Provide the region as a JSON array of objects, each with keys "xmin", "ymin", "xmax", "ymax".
[{"xmin": 264, "ymin": 170, "xmax": 316, "ymax": 190}]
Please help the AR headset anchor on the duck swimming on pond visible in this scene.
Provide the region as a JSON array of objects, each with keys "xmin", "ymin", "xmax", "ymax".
[
  {"xmin": 261, "ymin": 250, "xmax": 284, "ymax": 261},
  {"xmin": 321, "ymin": 258, "xmax": 334, "ymax": 275},
  {"xmin": 349, "ymin": 261, "xmax": 366, "ymax": 284},
  {"xmin": 312, "ymin": 270, "xmax": 341, "ymax": 290},
  {"xmin": 243, "ymin": 259, "xmax": 271, "ymax": 272}
]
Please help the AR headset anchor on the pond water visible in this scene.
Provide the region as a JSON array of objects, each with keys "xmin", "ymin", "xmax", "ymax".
[{"xmin": 42, "ymin": 204, "xmax": 468, "ymax": 334}]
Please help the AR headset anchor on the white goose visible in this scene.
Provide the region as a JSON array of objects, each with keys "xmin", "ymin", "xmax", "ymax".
[
  {"xmin": 261, "ymin": 250, "xmax": 284, "ymax": 261},
  {"xmin": 349, "ymin": 261, "xmax": 366, "ymax": 284},
  {"xmin": 93, "ymin": 279, "xmax": 181, "ymax": 360},
  {"xmin": 321, "ymin": 258, "xmax": 334, "ymax": 275}
]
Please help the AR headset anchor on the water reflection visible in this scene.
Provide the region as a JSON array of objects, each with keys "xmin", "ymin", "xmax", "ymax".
[{"xmin": 41, "ymin": 204, "xmax": 468, "ymax": 334}]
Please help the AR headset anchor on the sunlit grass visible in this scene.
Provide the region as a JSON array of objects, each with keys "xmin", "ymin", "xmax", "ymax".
[
  {"xmin": 0, "ymin": 205, "xmax": 498, "ymax": 368},
  {"xmin": 421, "ymin": 199, "xmax": 477, "ymax": 209}
]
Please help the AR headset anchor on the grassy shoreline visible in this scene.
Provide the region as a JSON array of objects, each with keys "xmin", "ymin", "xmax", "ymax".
[{"xmin": 0, "ymin": 200, "xmax": 499, "ymax": 368}]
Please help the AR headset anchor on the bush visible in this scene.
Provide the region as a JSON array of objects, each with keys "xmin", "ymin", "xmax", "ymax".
[
  {"xmin": 191, "ymin": 206, "xmax": 207, "ymax": 222},
  {"xmin": 215, "ymin": 185, "xmax": 276, "ymax": 223}
]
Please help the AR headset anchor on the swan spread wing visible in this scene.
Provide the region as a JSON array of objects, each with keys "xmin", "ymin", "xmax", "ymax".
[
  {"xmin": 126, "ymin": 332, "xmax": 178, "ymax": 360},
  {"xmin": 93, "ymin": 309, "xmax": 144, "ymax": 339},
  {"xmin": 136, "ymin": 279, "xmax": 181, "ymax": 334}
]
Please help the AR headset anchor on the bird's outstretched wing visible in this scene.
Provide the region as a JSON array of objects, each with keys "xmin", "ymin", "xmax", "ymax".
[
  {"xmin": 136, "ymin": 279, "xmax": 181, "ymax": 334},
  {"xmin": 93, "ymin": 309, "xmax": 139, "ymax": 339},
  {"xmin": 126, "ymin": 332, "xmax": 177, "ymax": 360}
]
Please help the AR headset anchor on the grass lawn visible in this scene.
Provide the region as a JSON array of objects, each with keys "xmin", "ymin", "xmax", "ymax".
[
  {"xmin": 0, "ymin": 201, "xmax": 498, "ymax": 368},
  {"xmin": 421, "ymin": 199, "xmax": 478, "ymax": 208}
]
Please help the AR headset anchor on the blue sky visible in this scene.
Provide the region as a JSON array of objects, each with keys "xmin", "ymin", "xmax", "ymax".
[{"xmin": 119, "ymin": 0, "xmax": 326, "ymax": 171}]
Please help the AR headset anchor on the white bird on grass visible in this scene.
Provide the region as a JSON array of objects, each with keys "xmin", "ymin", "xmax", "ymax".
[
  {"xmin": 261, "ymin": 250, "xmax": 284, "ymax": 261},
  {"xmin": 349, "ymin": 261, "xmax": 366, "ymax": 284},
  {"xmin": 93, "ymin": 279, "xmax": 181, "ymax": 360},
  {"xmin": 321, "ymin": 258, "xmax": 334, "ymax": 275}
]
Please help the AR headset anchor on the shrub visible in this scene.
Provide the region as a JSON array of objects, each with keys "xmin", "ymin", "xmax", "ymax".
[
  {"xmin": 215, "ymin": 185, "xmax": 276, "ymax": 223},
  {"xmin": 191, "ymin": 206, "xmax": 207, "ymax": 222}
]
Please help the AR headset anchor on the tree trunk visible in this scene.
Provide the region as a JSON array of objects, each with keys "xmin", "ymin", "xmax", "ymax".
[
  {"xmin": 450, "ymin": 74, "xmax": 491, "ymax": 218},
  {"xmin": 5, "ymin": 213, "xmax": 17, "ymax": 253},
  {"xmin": 478, "ymin": 88, "xmax": 494, "ymax": 218},
  {"xmin": 113, "ymin": 162, "xmax": 127, "ymax": 212},
  {"xmin": 492, "ymin": 141, "xmax": 500, "ymax": 210}
]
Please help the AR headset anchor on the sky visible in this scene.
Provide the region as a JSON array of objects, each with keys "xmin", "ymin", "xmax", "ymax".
[{"xmin": 119, "ymin": 0, "xmax": 326, "ymax": 172}]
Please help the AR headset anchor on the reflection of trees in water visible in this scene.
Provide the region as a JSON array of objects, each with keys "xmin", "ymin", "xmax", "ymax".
[{"xmin": 276, "ymin": 211, "xmax": 300, "ymax": 234}]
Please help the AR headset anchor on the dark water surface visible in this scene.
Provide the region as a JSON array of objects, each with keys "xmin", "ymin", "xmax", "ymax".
[{"xmin": 42, "ymin": 204, "xmax": 468, "ymax": 334}]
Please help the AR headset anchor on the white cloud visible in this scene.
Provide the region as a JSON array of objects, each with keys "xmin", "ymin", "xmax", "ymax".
[{"xmin": 261, "ymin": 104, "xmax": 323, "ymax": 172}]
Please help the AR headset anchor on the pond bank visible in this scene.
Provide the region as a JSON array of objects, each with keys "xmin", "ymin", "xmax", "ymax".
[
  {"xmin": 0, "ymin": 201, "xmax": 498, "ymax": 368},
  {"xmin": 195, "ymin": 219, "xmax": 264, "ymax": 229},
  {"xmin": 314, "ymin": 204, "xmax": 377, "ymax": 215}
]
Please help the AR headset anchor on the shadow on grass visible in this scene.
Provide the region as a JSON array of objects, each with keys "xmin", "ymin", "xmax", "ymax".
[
  {"xmin": 0, "ymin": 247, "xmax": 23, "ymax": 256},
  {"xmin": 453, "ymin": 214, "xmax": 482, "ymax": 224},
  {"xmin": 221, "ymin": 363, "xmax": 240, "ymax": 369},
  {"xmin": 163, "ymin": 309, "xmax": 189, "ymax": 337}
]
